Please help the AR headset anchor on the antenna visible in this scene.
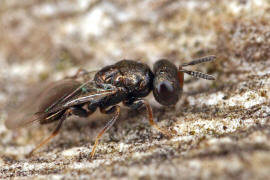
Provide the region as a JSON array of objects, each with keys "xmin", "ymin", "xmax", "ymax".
[
  {"xmin": 181, "ymin": 55, "xmax": 216, "ymax": 67},
  {"xmin": 179, "ymin": 69, "xmax": 215, "ymax": 80},
  {"xmin": 179, "ymin": 55, "xmax": 216, "ymax": 80}
]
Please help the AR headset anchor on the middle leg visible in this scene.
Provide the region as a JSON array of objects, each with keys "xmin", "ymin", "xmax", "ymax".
[{"xmin": 90, "ymin": 105, "xmax": 120, "ymax": 159}]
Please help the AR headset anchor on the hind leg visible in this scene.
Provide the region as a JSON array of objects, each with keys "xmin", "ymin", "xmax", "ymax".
[
  {"xmin": 29, "ymin": 106, "xmax": 92, "ymax": 156},
  {"xmin": 28, "ymin": 110, "xmax": 70, "ymax": 156}
]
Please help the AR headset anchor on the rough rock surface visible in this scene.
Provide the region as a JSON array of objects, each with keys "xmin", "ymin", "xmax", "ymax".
[{"xmin": 1, "ymin": 0, "xmax": 270, "ymax": 179}]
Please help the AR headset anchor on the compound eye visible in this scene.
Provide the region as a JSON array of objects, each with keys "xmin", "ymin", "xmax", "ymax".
[
  {"xmin": 154, "ymin": 80, "xmax": 179, "ymax": 106},
  {"xmin": 157, "ymin": 80, "xmax": 173, "ymax": 96}
]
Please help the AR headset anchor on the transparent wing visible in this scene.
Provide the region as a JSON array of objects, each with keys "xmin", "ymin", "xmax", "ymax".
[
  {"xmin": 5, "ymin": 70, "xmax": 99, "ymax": 130},
  {"xmin": 67, "ymin": 69, "xmax": 98, "ymax": 83},
  {"xmin": 5, "ymin": 80, "xmax": 55, "ymax": 130}
]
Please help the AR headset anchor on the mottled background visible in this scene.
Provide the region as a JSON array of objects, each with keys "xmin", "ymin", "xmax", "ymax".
[{"xmin": 1, "ymin": 0, "xmax": 270, "ymax": 179}]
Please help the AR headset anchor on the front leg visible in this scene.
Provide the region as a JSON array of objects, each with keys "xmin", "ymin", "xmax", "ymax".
[
  {"xmin": 123, "ymin": 99, "xmax": 173, "ymax": 138},
  {"xmin": 122, "ymin": 98, "xmax": 144, "ymax": 110}
]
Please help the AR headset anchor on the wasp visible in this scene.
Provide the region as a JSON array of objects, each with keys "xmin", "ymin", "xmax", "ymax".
[{"xmin": 5, "ymin": 55, "xmax": 216, "ymax": 158}]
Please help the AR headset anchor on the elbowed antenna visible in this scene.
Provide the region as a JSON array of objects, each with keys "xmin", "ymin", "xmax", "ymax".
[
  {"xmin": 179, "ymin": 69, "xmax": 215, "ymax": 80},
  {"xmin": 179, "ymin": 55, "xmax": 216, "ymax": 80},
  {"xmin": 181, "ymin": 55, "xmax": 216, "ymax": 67}
]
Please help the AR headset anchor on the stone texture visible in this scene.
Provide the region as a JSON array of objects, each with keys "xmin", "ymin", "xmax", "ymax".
[{"xmin": 1, "ymin": 0, "xmax": 270, "ymax": 179}]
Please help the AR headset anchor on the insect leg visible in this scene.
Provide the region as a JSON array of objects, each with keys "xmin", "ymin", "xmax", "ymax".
[
  {"xmin": 28, "ymin": 110, "xmax": 70, "ymax": 156},
  {"xmin": 142, "ymin": 100, "xmax": 173, "ymax": 138},
  {"xmin": 90, "ymin": 105, "xmax": 120, "ymax": 159},
  {"xmin": 122, "ymin": 98, "xmax": 144, "ymax": 109},
  {"xmin": 123, "ymin": 99, "xmax": 173, "ymax": 138}
]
